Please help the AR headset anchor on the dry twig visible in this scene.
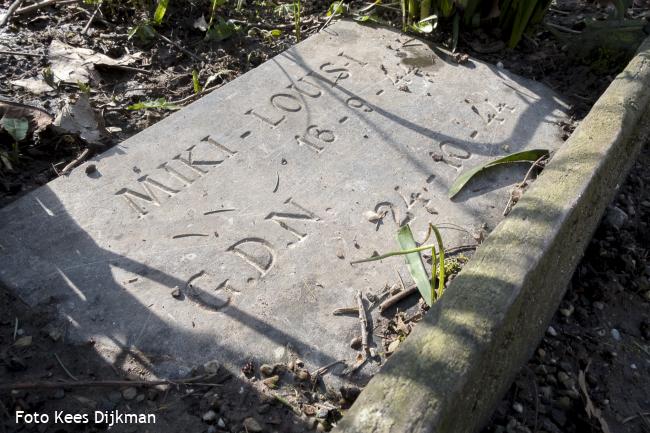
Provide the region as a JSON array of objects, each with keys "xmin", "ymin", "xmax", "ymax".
[
  {"xmin": 0, "ymin": 0, "xmax": 26, "ymax": 27},
  {"xmin": 0, "ymin": 374, "xmax": 217, "ymax": 391},
  {"xmin": 14, "ymin": 0, "xmax": 79, "ymax": 16},
  {"xmin": 356, "ymin": 290, "xmax": 369, "ymax": 357},
  {"xmin": 378, "ymin": 285, "xmax": 418, "ymax": 312},
  {"xmin": 59, "ymin": 148, "xmax": 90, "ymax": 176},
  {"xmin": 54, "ymin": 353, "xmax": 78, "ymax": 381}
]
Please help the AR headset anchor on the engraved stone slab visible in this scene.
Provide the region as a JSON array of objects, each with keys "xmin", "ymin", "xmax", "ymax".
[{"xmin": 0, "ymin": 20, "xmax": 568, "ymax": 380}]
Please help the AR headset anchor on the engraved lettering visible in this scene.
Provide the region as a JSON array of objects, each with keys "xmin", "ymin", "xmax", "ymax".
[
  {"xmin": 338, "ymin": 51, "xmax": 368, "ymax": 66},
  {"xmin": 182, "ymin": 271, "xmax": 232, "ymax": 312},
  {"xmin": 201, "ymin": 136, "xmax": 238, "ymax": 157},
  {"xmin": 319, "ymin": 62, "xmax": 350, "ymax": 85},
  {"xmin": 116, "ymin": 175, "xmax": 179, "ymax": 216},
  {"xmin": 432, "ymin": 141, "xmax": 472, "ymax": 170},
  {"xmin": 270, "ymin": 93, "xmax": 302, "ymax": 112},
  {"xmin": 346, "ymin": 97, "xmax": 373, "ymax": 112},
  {"xmin": 227, "ymin": 238, "xmax": 276, "ymax": 277},
  {"xmin": 159, "ymin": 161, "xmax": 195, "ymax": 186},
  {"xmin": 295, "ymin": 125, "xmax": 336, "ymax": 153},
  {"xmin": 265, "ymin": 198, "xmax": 320, "ymax": 243},
  {"xmin": 173, "ymin": 145, "xmax": 222, "ymax": 176},
  {"xmin": 288, "ymin": 77, "xmax": 322, "ymax": 98},
  {"xmin": 245, "ymin": 108, "xmax": 285, "ymax": 128}
]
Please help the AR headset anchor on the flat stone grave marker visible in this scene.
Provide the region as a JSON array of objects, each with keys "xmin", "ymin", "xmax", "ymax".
[{"xmin": 0, "ymin": 20, "xmax": 568, "ymax": 381}]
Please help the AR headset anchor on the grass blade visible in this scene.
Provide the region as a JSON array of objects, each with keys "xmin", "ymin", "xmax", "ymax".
[
  {"xmin": 448, "ymin": 148, "xmax": 549, "ymax": 198},
  {"xmin": 153, "ymin": 0, "xmax": 168, "ymax": 25},
  {"xmin": 397, "ymin": 225, "xmax": 433, "ymax": 306}
]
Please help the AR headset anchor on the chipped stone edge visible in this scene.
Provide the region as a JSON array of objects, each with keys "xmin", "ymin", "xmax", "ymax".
[{"xmin": 335, "ymin": 37, "xmax": 650, "ymax": 433}]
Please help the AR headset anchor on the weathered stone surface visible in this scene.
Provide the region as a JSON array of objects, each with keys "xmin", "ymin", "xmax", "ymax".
[
  {"xmin": 0, "ymin": 20, "xmax": 567, "ymax": 379},
  {"xmin": 335, "ymin": 36, "xmax": 650, "ymax": 433}
]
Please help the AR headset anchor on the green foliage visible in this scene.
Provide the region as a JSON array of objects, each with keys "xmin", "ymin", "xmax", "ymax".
[
  {"xmin": 351, "ymin": 223, "xmax": 447, "ymax": 307},
  {"xmin": 192, "ymin": 70, "xmax": 202, "ymax": 94},
  {"xmin": 205, "ymin": 18, "xmax": 240, "ymax": 41},
  {"xmin": 448, "ymin": 149, "xmax": 549, "ymax": 198},
  {"xmin": 153, "ymin": 0, "xmax": 169, "ymax": 24},
  {"xmin": 293, "ymin": 0, "xmax": 301, "ymax": 41},
  {"xmin": 327, "ymin": 0, "xmax": 348, "ymax": 17},
  {"xmin": 127, "ymin": 98, "xmax": 180, "ymax": 111},
  {"xmin": 128, "ymin": 21, "xmax": 156, "ymax": 43},
  {"xmin": 1, "ymin": 117, "xmax": 29, "ymax": 142}
]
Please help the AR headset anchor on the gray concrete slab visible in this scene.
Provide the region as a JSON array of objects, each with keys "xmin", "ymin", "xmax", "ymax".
[{"xmin": 0, "ymin": 20, "xmax": 567, "ymax": 380}]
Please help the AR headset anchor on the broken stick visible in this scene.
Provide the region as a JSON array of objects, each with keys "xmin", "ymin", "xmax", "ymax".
[
  {"xmin": 378, "ymin": 285, "xmax": 418, "ymax": 312},
  {"xmin": 356, "ymin": 290, "xmax": 369, "ymax": 357}
]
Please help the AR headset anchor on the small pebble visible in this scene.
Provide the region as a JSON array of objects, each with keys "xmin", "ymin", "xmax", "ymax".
[
  {"xmin": 202, "ymin": 410, "xmax": 217, "ymax": 422},
  {"xmin": 243, "ymin": 417, "xmax": 263, "ymax": 432},
  {"xmin": 631, "ymin": 363, "xmax": 637, "ymax": 370},
  {"xmin": 611, "ymin": 328, "xmax": 621, "ymax": 341},
  {"xmin": 263, "ymin": 375, "xmax": 280, "ymax": 389},
  {"xmin": 295, "ymin": 369, "xmax": 310, "ymax": 381},
  {"xmin": 217, "ymin": 418, "xmax": 226, "ymax": 428},
  {"xmin": 171, "ymin": 287, "xmax": 181, "ymax": 298},
  {"xmin": 259, "ymin": 364, "xmax": 275, "ymax": 377},
  {"xmin": 593, "ymin": 301, "xmax": 604, "ymax": 310},
  {"xmin": 547, "ymin": 326, "xmax": 558, "ymax": 337},
  {"xmin": 496, "ymin": 61, "xmax": 504, "ymax": 69},
  {"xmin": 512, "ymin": 402, "xmax": 524, "ymax": 414},
  {"xmin": 122, "ymin": 387, "xmax": 137, "ymax": 401}
]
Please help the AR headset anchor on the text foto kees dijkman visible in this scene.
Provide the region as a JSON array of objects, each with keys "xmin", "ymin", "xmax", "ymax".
[{"xmin": 15, "ymin": 410, "xmax": 156, "ymax": 427}]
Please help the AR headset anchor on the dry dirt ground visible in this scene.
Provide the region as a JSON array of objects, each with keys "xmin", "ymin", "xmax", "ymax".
[{"xmin": 1, "ymin": 0, "xmax": 649, "ymax": 432}]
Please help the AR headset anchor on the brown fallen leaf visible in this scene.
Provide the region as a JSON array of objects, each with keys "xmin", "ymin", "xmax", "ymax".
[
  {"xmin": 48, "ymin": 39, "xmax": 142, "ymax": 84},
  {"xmin": 10, "ymin": 78, "xmax": 55, "ymax": 95},
  {"xmin": 578, "ymin": 367, "xmax": 612, "ymax": 433},
  {"xmin": 53, "ymin": 95, "xmax": 108, "ymax": 145}
]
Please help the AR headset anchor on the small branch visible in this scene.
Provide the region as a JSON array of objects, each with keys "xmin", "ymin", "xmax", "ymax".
[
  {"xmin": 81, "ymin": 3, "xmax": 100, "ymax": 35},
  {"xmin": 59, "ymin": 148, "xmax": 90, "ymax": 176},
  {"xmin": 154, "ymin": 30, "xmax": 202, "ymax": 63},
  {"xmin": 14, "ymin": 0, "xmax": 79, "ymax": 16},
  {"xmin": 0, "ymin": 374, "xmax": 216, "ymax": 391},
  {"xmin": 0, "ymin": 0, "xmax": 26, "ymax": 27},
  {"xmin": 332, "ymin": 306, "xmax": 358, "ymax": 316},
  {"xmin": 54, "ymin": 353, "xmax": 78, "ymax": 381},
  {"xmin": 0, "ymin": 49, "xmax": 45, "ymax": 57},
  {"xmin": 545, "ymin": 22, "xmax": 582, "ymax": 34},
  {"xmin": 356, "ymin": 290, "xmax": 369, "ymax": 357},
  {"xmin": 379, "ymin": 285, "xmax": 417, "ymax": 312}
]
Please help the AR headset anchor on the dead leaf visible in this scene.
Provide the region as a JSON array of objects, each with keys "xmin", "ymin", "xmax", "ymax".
[
  {"xmin": 0, "ymin": 100, "xmax": 53, "ymax": 135},
  {"xmin": 10, "ymin": 78, "xmax": 55, "ymax": 95},
  {"xmin": 578, "ymin": 368, "xmax": 612, "ymax": 433},
  {"xmin": 53, "ymin": 95, "xmax": 108, "ymax": 144},
  {"xmin": 48, "ymin": 40, "xmax": 142, "ymax": 84},
  {"xmin": 193, "ymin": 14, "xmax": 208, "ymax": 31},
  {"xmin": 14, "ymin": 336, "xmax": 32, "ymax": 347}
]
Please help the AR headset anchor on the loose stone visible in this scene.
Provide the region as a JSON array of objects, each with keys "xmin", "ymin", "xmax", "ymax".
[
  {"xmin": 121, "ymin": 387, "xmax": 137, "ymax": 400},
  {"xmin": 243, "ymin": 417, "xmax": 264, "ymax": 432}
]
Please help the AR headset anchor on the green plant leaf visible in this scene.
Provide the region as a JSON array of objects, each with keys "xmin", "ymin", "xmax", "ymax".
[
  {"xmin": 1, "ymin": 117, "xmax": 29, "ymax": 142},
  {"xmin": 327, "ymin": 0, "xmax": 347, "ymax": 16},
  {"xmin": 153, "ymin": 0, "xmax": 169, "ymax": 25},
  {"xmin": 206, "ymin": 19, "xmax": 240, "ymax": 41},
  {"xmin": 192, "ymin": 70, "xmax": 202, "ymax": 94},
  {"xmin": 448, "ymin": 148, "xmax": 549, "ymax": 198},
  {"xmin": 397, "ymin": 225, "xmax": 433, "ymax": 306},
  {"xmin": 269, "ymin": 29, "xmax": 282, "ymax": 37},
  {"xmin": 127, "ymin": 98, "xmax": 180, "ymax": 111}
]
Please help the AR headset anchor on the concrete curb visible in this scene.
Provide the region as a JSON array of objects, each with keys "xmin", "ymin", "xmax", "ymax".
[{"xmin": 335, "ymin": 37, "xmax": 650, "ymax": 433}]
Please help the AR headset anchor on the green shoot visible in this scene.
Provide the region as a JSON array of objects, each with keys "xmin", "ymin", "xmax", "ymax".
[
  {"xmin": 351, "ymin": 223, "xmax": 447, "ymax": 307},
  {"xmin": 127, "ymin": 98, "xmax": 180, "ymax": 111},
  {"xmin": 192, "ymin": 70, "xmax": 202, "ymax": 94}
]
